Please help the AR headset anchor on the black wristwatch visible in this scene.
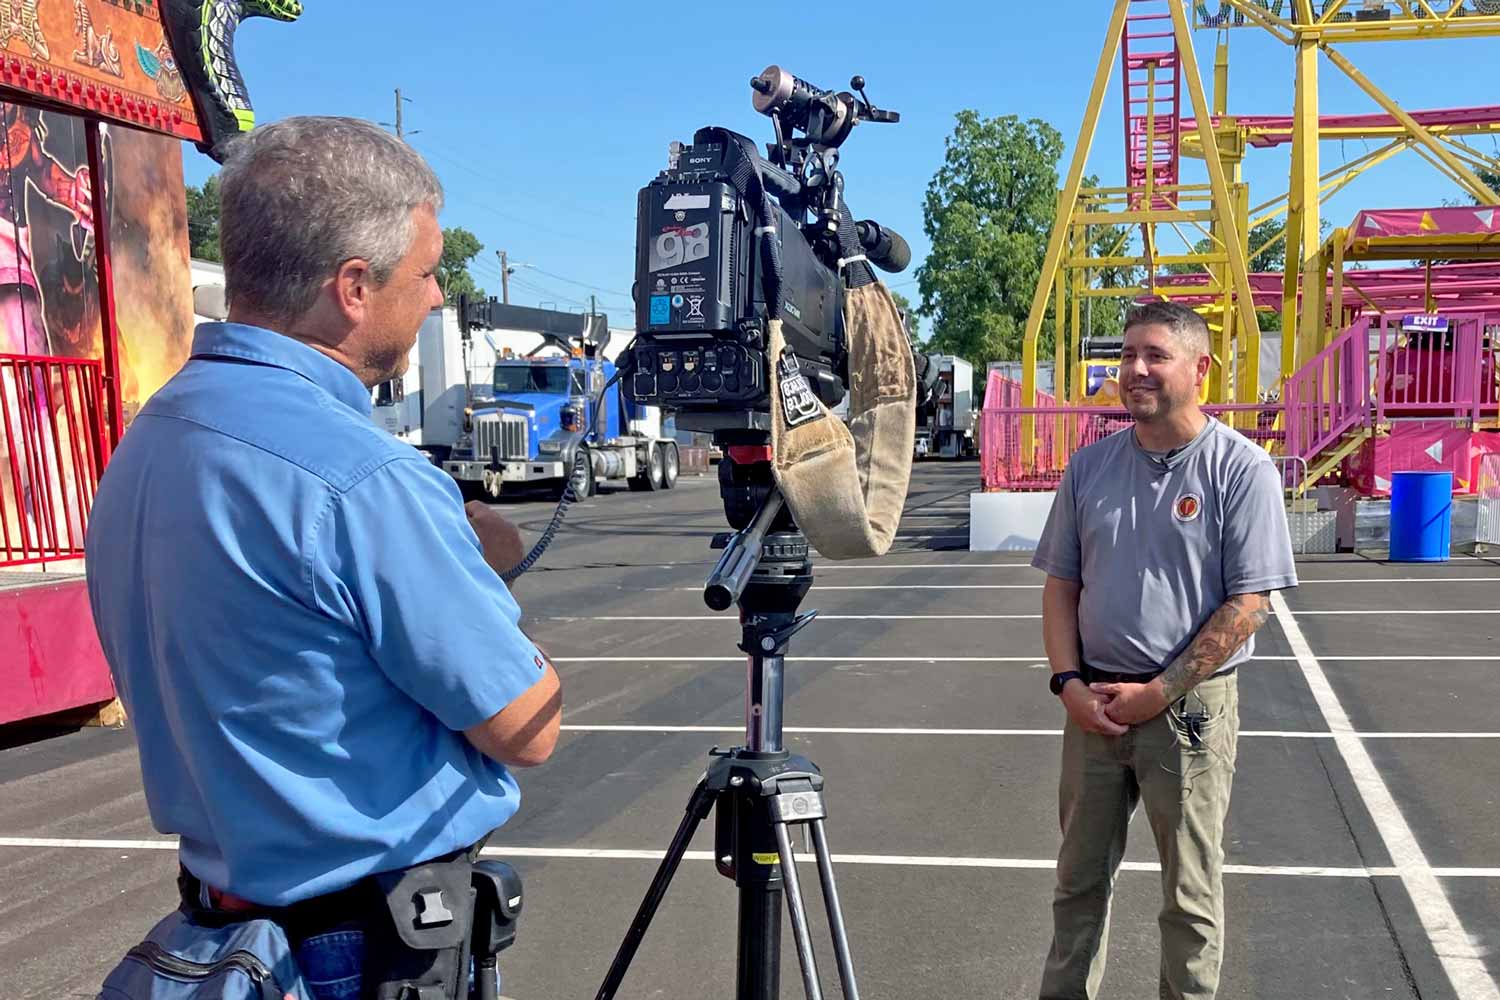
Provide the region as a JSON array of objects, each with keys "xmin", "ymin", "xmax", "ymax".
[{"xmin": 1050, "ymin": 671, "xmax": 1083, "ymax": 696}]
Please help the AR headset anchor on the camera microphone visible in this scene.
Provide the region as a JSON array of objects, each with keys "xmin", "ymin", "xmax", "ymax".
[{"xmin": 855, "ymin": 220, "xmax": 911, "ymax": 273}]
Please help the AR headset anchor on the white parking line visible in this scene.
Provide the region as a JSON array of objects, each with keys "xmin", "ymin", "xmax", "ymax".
[
  {"xmin": 556, "ymin": 725, "xmax": 1500, "ymax": 739},
  {"xmin": 551, "ymin": 656, "xmax": 1053, "ymax": 663},
  {"xmin": 1272, "ymin": 591, "xmax": 1500, "ymax": 1000},
  {"xmin": 544, "ymin": 615, "xmax": 1043, "ymax": 622},
  {"xmin": 3, "ymin": 838, "xmax": 1498, "ymax": 881},
  {"xmin": 541, "ymin": 610, "xmax": 1487, "ymax": 622},
  {"xmin": 1276, "ymin": 609, "xmax": 1500, "ymax": 615},
  {"xmin": 670, "ymin": 578, "xmax": 1500, "ymax": 592},
  {"xmin": 817, "ymin": 564, "xmax": 1035, "ymax": 570},
  {"xmin": 551, "ymin": 655, "xmax": 1500, "ymax": 663}
]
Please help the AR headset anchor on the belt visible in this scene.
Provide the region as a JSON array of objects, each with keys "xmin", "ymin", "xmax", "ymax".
[
  {"xmin": 1081, "ymin": 665, "xmax": 1160, "ymax": 685},
  {"xmin": 177, "ymin": 866, "xmax": 370, "ymax": 941},
  {"xmin": 177, "ymin": 839, "xmax": 487, "ymax": 940},
  {"xmin": 1080, "ymin": 665, "xmax": 1238, "ymax": 686}
]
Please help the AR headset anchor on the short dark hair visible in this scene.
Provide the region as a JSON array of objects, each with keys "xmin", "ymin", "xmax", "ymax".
[{"xmin": 1123, "ymin": 300, "xmax": 1210, "ymax": 356}]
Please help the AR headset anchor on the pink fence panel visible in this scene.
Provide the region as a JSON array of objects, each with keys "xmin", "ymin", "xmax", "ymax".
[
  {"xmin": 1284, "ymin": 316, "xmax": 1373, "ymax": 467},
  {"xmin": 1375, "ymin": 312, "xmax": 1499, "ymax": 425},
  {"xmin": 979, "ymin": 402, "xmax": 1283, "ymax": 491},
  {"xmin": 0, "ymin": 354, "xmax": 111, "ymax": 567}
]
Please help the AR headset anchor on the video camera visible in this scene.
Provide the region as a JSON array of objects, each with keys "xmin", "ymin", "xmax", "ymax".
[{"xmin": 623, "ymin": 66, "xmax": 914, "ymax": 433}]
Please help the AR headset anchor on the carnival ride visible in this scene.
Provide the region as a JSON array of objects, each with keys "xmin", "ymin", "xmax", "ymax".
[{"xmin": 988, "ymin": 0, "xmax": 1500, "ymax": 497}]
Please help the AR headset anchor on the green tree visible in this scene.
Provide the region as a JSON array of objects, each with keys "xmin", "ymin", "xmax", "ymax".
[
  {"xmin": 1471, "ymin": 169, "xmax": 1500, "ymax": 202},
  {"xmin": 917, "ymin": 111, "xmax": 1065, "ymax": 366},
  {"xmin": 437, "ymin": 226, "xmax": 487, "ymax": 306},
  {"xmin": 186, "ymin": 175, "xmax": 221, "ymax": 262},
  {"xmin": 888, "ymin": 288, "xmax": 915, "ymax": 338}
]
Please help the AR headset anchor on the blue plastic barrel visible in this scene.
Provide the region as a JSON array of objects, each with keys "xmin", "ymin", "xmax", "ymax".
[{"xmin": 1389, "ymin": 471, "xmax": 1453, "ymax": 562}]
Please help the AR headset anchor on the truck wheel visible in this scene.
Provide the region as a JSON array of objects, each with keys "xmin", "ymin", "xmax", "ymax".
[
  {"xmin": 629, "ymin": 443, "xmax": 665, "ymax": 492},
  {"xmin": 458, "ymin": 480, "xmax": 490, "ymax": 504},
  {"xmin": 565, "ymin": 450, "xmax": 595, "ymax": 500},
  {"xmin": 661, "ymin": 442, "xmax": 680, "ymax": 489}
]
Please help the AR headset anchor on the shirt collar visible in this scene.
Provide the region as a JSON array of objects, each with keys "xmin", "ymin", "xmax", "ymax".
[
  {"xmin": 190, "ymin": 323, "xmax": 374, "ymax": 417},
  {"xmin": 1130, "ymin": 415, "xmax": 1216, "ymax": 472}
]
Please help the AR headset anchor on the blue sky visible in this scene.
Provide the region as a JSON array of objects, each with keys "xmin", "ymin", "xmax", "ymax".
[{"xmin": 183, "ymin": 2, "xmax": 1500, "ymax": 334}]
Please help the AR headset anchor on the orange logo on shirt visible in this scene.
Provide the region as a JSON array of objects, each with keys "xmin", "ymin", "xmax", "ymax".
[{"xmin": 1173, "ymin": 493, "xmax": 1202, "ymax": 523}]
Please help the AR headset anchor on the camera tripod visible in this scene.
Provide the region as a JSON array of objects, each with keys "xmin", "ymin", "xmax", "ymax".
[{"xmin": 595, "ymin": 455, "xmax": 862, "ymax": 1000}]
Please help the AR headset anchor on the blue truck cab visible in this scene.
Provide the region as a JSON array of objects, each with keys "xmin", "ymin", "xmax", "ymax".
[{"xmin": 442, "ymin": 353, "xmax": 679, "ymax": 500}]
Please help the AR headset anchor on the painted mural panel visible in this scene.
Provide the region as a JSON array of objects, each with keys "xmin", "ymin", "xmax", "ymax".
[
  {"xmin": 0, "ymin": 0, "xmax": 199, "ymax": 142},
  {"xmin": 0, "ymin": 101, "xmax": 191, "ymax": 564}
]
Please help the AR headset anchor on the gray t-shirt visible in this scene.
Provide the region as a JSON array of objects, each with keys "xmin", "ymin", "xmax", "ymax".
[{"xmin": 1031, "ymin": 418, "xmax": 1298, "ymax": 676}]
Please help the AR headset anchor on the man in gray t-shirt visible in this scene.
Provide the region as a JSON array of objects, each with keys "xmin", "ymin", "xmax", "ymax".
[{"xmin": 1031, "ymin": 302, "xmax": 1297, "ymax": 1000}]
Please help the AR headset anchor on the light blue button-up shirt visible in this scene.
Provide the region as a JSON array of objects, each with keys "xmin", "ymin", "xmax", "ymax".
[{"xmin": 86, "ymin": 323, "xmax": 547, "ymax": 905}]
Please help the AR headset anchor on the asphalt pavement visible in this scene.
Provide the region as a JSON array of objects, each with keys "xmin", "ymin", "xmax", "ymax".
[{"xmin": 2, "ymin": 460, "xmax": 1498, "ymax": 999}]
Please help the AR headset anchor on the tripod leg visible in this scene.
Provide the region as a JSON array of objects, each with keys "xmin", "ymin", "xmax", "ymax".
[
  {"xmin": 809, "ymin": 819, "xmax": 861, "ymax": 1000},
  {"xmin": 595, "ymin": 778, "xmax": 716, "ymax": 1000},
  {"xmin": 773, "ymin": 822, "xmax": 825, "ymax": 1000}
]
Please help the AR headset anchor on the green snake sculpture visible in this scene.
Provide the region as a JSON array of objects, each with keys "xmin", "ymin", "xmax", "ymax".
[{"xmin": 160, "ymin": 0, "xmax": 303, "ymax": 161}]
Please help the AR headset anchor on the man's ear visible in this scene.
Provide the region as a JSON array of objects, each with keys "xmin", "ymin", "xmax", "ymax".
[
  {"xmin": 329, "ymin": 258, "xmax": 374, "ymax": 325},
  {"xmin": 1196, "ymin": 352, "xmax": 1212, "ymax": 385}
]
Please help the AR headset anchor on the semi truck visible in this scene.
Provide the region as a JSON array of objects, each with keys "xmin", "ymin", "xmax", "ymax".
[
  {"xmin": 372, "ymin": 302, "xmax": 680, "ymax": 500},
  {"xmin": 913, "ymin": 355, "xmax": 976, "ymax": 459}
]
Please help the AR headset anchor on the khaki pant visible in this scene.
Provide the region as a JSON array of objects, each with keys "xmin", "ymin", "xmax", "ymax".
[{"xmin": 1039, "ymin": 673, "xmax": 1240, "ymax": 1000}]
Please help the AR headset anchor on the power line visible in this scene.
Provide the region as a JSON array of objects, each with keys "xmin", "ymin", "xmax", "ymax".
[
  {"xmin": 417, "ymin": 143, "xmax": 633, "ymax": 247},
  {"xmin": 468, "ymin": 256, "xmax": 630, "ymax": 313},
  {"xmin": 513, "ymin": 262, "xmax": 631, "ymax": 299}
]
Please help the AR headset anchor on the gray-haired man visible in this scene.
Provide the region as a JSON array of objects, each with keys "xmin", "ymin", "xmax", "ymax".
[
  {"xmin": 1032, "ymin": 301, "xmax": 1298, "ymax": 999},
  {"xmin": 87, "ymin": 118, "xmax": 560, "ymax": 1000}
]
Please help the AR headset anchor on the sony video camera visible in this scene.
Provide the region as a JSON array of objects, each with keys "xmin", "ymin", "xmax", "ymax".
[{"xmin": 624, "ymin": 66, "xmax": 912, "ymax": 433}]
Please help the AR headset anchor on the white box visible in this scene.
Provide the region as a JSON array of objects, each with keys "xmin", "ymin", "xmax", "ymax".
[{"xmin": 970, "ymin": 492, "xmax": 1058, "ymax": 552}]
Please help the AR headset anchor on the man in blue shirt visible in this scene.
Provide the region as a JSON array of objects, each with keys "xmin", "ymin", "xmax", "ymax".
[{"xmin": 85, "ymin": 117, "xmax": 560, "ymax": 998}]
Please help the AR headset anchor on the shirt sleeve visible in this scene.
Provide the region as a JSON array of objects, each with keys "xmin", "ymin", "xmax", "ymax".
[
  {"xmin": 1220, "ymin": 456, "xmax": 1299, "ymax": 595},
  {"xmin": 1031, "ymin": 462, "xmax": 1082, "ymax": 581},
  {"xmin": 309, "ymin": 456, "xmax": 549, "ymax": 731}
]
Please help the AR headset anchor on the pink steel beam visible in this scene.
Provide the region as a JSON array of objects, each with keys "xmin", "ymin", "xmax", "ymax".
[{"xmin": 1182, "ymin": 105, "xmax": 1500, "ymax": 148}]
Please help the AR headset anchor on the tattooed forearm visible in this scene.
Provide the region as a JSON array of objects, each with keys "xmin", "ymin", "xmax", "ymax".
[{"xmin": 1158, "ymin": 592, "xmax": 1271, "ymax": 702}]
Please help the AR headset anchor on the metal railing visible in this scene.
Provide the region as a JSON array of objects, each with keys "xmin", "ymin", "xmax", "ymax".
[
  {"xmin": 0, "ymin": 355, "xmax": 111, "ymax": 567},
  {"xmin": 1479, "ymin": 453, "xmax": 1500, "ymax": 548},
  {"xmin": 979, "ymin": 398, "xmax": 1283, "ymax": 492},
  {"xmin": 1373, "ymin": 312, "xmax": 1499, "ymax": 426},
  {"xmin": 1284, "ymin": 318, "xmax": 1372, "ymax": 468}
]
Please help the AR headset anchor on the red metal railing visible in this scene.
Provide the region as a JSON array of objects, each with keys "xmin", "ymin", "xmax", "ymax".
[
  {"xmin": 1122, "ymin": 0, "xmax": 1182, "ymax": 209},
  {"xmin": 0, "ymin": 355, "xmax": 111, "ymax": 566}
]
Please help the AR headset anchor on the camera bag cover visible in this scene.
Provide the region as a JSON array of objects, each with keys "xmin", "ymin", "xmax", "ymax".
[{"xmin": 768, "ymin": 280, "xmax": 916, "ymax": 559}]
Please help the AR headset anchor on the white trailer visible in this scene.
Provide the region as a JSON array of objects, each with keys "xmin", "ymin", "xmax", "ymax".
[{"xmin": 914, "ymin": 355, "xmax": 975, "ymax": 459}]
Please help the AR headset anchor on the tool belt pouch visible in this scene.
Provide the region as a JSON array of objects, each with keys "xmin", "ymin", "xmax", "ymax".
[
  {"xmin": 97, "ymin": 908, "xmax": 313, "ymax": 1000},
  {"xmin": 363, "ymin": 858, "xmax": 477, "ymax": 1000}
]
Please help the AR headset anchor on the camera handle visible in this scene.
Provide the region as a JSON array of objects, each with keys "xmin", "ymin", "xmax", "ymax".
[{"xmin": 594, "ymin": 462, "xmax": 863, "ymax": 1000}]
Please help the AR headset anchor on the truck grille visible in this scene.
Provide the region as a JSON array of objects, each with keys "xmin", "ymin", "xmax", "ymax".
[{"xmin": 474, "ymin": 413, "xmax": 528, "ymax": 461}]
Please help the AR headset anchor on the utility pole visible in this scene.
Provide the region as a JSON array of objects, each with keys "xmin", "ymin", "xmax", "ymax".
[
  {"xmin": 497, "ymin": 250, "xmax": 511, "ymax": 304},
  {"xmin": 394, "ymin": 88, "xmax": 404, "ymax": 139}
]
